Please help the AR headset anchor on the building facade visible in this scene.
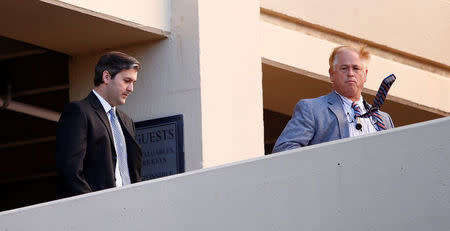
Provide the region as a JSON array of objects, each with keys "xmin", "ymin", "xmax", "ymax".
[{"xmin": 0, "ymin": 0, "xmax": 448, "ymax": 211}]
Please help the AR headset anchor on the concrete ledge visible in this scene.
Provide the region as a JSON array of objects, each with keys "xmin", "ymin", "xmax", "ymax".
[{"xmin": 1, "ymin": 117, "xmax": 450, "ymax": 230}]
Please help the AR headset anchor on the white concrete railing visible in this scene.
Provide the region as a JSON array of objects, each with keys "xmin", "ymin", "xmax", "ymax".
[{"xmin": 1, "ymin": 117, "xmax": 450, "ymax": 231}]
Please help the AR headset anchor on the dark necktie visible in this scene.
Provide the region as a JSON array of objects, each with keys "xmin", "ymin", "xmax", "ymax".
[
  {"xmin": 373, "ymin": 74, "xmax": 396, "ymax": 109},
  {"xmin": 352, "ymin": 102, "xmax": 385, "ymax": 131},
  {"xmin": 109, "ymin": 108, "xmax": 131, "ymax": 185},
  {"xmin": 352, "ymin": 74, "xmax": 396, "ymax": 131}
]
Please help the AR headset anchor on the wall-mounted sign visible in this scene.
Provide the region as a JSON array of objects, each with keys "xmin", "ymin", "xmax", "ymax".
[{"xmin": 135, "ymin": 115, "xmax": 184, "ymax": 181}]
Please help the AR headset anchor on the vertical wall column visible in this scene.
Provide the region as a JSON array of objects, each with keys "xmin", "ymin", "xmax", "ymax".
[
  {"xmin": 68, "ymin": 0, "xmax": 204, "ymax": 171},
  {"xmin": 197, "ymin": 0, "xmax": 265, "ymax": 167},
  {"xmin": 68, "ymin": 0, "xmax": 264, "ymax": 171}
]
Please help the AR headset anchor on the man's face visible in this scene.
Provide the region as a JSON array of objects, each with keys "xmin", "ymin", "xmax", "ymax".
[
  {"xmin": 329, "ymin": 50, "xmax": 367, "ymax": 101},
  {"xmin": 103, "ymin": 68, "xmax": 138, "ymax": 106}
]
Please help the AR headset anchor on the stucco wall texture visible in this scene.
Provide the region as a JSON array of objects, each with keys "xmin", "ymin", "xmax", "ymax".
[{"xmin": 1, "ymin": 117, "xmax": 450, "ymax": 230}]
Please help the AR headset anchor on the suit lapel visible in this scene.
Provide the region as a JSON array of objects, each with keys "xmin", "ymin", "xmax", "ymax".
[
  {"xmin": 86, "ymin": 92, "xmax": 115, "ymax": 145},
  {"xmin": 116, "ymin": 110, "xmax": 132, "ymax": 135},
  {"xmin": 116, "ymin": 109, "xmax": 139, "ymax": 146},
  {"xmin": 327, "ymin": 92, "xmax": 349, "ymax": 138}
]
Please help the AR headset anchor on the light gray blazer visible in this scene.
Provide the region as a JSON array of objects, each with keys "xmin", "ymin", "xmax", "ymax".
[{"xmin": 272, "ymin": 91, "xmax": 394, "ymax": 153}]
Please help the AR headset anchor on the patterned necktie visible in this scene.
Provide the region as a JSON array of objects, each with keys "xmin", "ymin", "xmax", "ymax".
[
  {"xmin": 351, "ymin": 102, "xmax": 363, "ymax": 118},
  {"xmin": 351, "ymin": 74, "xmax": 396, "ymax": 131},
  {"xmin": 373, "ymin": 74, "xmax": 396, "ymax": 109},
  {"xmin": 108, "ymin": 108, "xmax": 131, "ymax": 185},
  {"xmin": 351, "ymin": 102, "xmax": 385, "ymax": 131}
]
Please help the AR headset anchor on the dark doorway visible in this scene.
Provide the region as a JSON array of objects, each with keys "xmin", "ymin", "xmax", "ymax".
[{"xmin": 0, "ymin": 36, "xmax": 69, "ymax": 211}]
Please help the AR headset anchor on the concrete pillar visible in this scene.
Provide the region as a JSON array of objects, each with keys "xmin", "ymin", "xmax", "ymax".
[
  {"xmin": 69, "ymin": 0, "xmax": 203, "ymax": 171},
  {"xmin": 197, "ymin": 0, "xmax": 264, "ymax": 167},
  {"xmin": 68, "ymin": 0, "xmax": 264, "ymax": 170}
]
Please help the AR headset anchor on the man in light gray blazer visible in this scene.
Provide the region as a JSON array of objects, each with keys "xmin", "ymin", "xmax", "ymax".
[{"xmin": 272, "ymin": 45, "xmax": 394, "ymax": 153}]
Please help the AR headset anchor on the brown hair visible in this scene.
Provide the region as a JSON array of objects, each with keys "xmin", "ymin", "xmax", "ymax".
[{"xmin": 94, "ymin": 51, "xmax": 141, "ymax": 86}]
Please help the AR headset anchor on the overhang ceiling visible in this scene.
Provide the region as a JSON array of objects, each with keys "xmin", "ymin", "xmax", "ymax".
[
  {"xmin": 0, "ymin": 38, "xmax": 68, "ymax": 211},
  {"xmin": 262, "ymin": 63, "xmax": 443, "ymax": 127},
  {"xmin": 0, "ymin": 0, "xmax": 169, "ymax": 55}
]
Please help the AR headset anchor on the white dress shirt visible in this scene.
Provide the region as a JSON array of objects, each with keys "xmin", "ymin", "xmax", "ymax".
[
  {"xmin": 336, "ymin": 91, "xmax": 377, "ymax": 137},
  {"xmin": 92, "ymin": 90, "xmax": 130, "ymax": 187}
]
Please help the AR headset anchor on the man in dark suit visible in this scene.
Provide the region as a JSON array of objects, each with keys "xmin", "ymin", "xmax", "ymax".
[
  {"xmin": 56, "ymin": 51, "xmax": 142, "ymax": 196},
  {"xmin": 272, "ymin": 45, "xmax": 394, "ymax": 153}
]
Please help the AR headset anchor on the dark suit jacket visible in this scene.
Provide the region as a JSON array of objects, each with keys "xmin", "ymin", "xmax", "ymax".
[
  {"xmin": 56, "ymin": 91, "xmax": 142, "ymax": 196},
  {"xmin": 272, "ymin": 91, "xmax": 394, "ymax": 153}
]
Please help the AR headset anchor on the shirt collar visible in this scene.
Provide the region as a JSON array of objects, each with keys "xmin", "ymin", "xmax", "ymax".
[
  {"xmin": 92, "ymin": 89, "xmax": 115, "ymax": 114},
  {"xmin": 335, "ymin": 91, "xmax": 365, "ymax": 112}
]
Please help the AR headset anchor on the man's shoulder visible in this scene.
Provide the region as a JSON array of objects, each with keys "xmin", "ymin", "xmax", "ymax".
[
  {"xmin": 68, "ymin": 97, "xmax": 89, "ymax": 108},
  {"xmin": 377, "ymin": 109, "xmax": 392, "ymax": 120},
  {"xmin": 290, "ymin": 93, "xmax": 335, "ymax": 118},
  {"xmin": 296, "ymin": 93, "xmax": 333, "ymax": 107},
  {"xmin": 116, "ymin": 108, "xmax": 133, "ymax": 121},
  {"xmin": 378, "ymin": 109, "xmax": 394, "ymax": 128},
  {"xmin": 367, "ymin": 102, "xmax": 392, "ymax": 118},
  {"xmin": 62, "ymin": 95, "xmax": 94, "ymax": 114}
]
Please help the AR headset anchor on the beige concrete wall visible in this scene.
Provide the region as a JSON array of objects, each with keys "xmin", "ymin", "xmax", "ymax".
[
  {"xmin": 54, "ymin": 0, "xmax": 171, "ymax": 31},
  {"xmin": 197, "ymin": 0, "xmax": 264, "ymax": 167},
  {"xmin": 261, "ymin": 20, "xmax": 450, "ymax": 114},
  {"xmin": 69, "ymin": 0, "xmax": 203, "ymax": 171},
  {"xmin": 261, "ymin": 0, "xmax": 450, "ymax": 67},
  {"xmin": 69, "ymin": 0, "xmax": 265, "ymax": 170},
  {"xmin": 3, "ymin": 117, "xmax": 450, "ymax": 230}
]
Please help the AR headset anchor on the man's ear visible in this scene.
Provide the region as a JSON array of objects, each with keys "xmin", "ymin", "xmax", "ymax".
[
  {"xmin": 363, "ymin": 68, "xmax": 368, "ymax": 83},
  {"xmin": 102, "ymin": 70, "xmax": 110, "ymax": 84},
  {"xmin": 329, "ymin": 68, "xmax": 334, "ymax": 82}
]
